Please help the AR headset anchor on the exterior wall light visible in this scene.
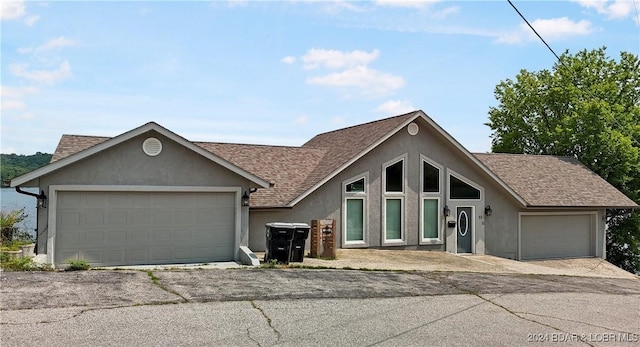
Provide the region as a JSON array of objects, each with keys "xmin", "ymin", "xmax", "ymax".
[
  {"xmin": 484, "ymin": 205, "xmax": 492, "ymax": 216},
  {"xmin": 37, "ymin": 190, "xmax": 48, "ymax": 208},
  {"xmin": 443, "ymin": 205, "xmax": 450, "ymax": 217},
  {"xmin": 241, "ymin": 191, "xmax": 250, "ymax": 207}
]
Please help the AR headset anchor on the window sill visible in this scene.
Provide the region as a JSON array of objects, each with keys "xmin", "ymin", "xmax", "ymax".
[
  {"xmin": 420, "ymin": 239, "xmax": 444, "ymax": 245},
  {"xmin": 343, "ymin": 242, "xmax": 369, "ymax": 248},
  {"xmin": 382, "ymin": 240, "xmax": 406, "ymax": 247}
]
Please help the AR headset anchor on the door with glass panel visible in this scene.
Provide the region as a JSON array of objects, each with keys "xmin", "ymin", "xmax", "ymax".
[{"xmin": 456, "ymin": 207, "xmax": 473, "ymax": 253}]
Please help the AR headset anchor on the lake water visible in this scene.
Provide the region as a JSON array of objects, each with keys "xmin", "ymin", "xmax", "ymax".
[{"xmin": 1, "ymin": 187, "xmax": 38, "ymax": 237}]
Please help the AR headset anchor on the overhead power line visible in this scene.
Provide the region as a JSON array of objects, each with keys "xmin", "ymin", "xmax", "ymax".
[{"xmin": 507, "ymin": 0, "xmax": 562, "ymax": 62}]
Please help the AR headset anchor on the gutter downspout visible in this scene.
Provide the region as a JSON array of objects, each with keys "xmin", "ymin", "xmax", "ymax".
[{"xmin": 14, "ymin": 187, "xmax": 47, "ymax": 255}]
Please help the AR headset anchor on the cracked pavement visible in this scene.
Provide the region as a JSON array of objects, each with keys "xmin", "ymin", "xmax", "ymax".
[{"xmin": 1, "ymin": 269, "xmax": 639, "ymax": 346}]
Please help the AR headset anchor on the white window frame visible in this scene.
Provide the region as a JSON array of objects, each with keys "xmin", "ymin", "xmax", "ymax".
[
  {"xmin": 382, "ymin": 155, "xmax": 406, "ymax": 245},
  {"xmin": 447, "ymin": 169, "xmax": 483, "ymax": 201},
  {"xmin": 420, "ymin": 155, "xmax": 443, "ymax": 244},
  {"xmin": 420, "ymin": 155, "xmax": 442, "ymax": 194},
  {"xmin": 342, "ymin": 173, "xmax": 368, "ymax": 246}
]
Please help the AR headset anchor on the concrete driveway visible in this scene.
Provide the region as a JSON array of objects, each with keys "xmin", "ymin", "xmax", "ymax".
[{"xmin": 278, "ymin": 249, "xmax": 639, "ymax": 279}]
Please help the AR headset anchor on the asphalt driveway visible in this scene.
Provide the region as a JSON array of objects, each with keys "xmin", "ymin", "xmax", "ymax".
[
  {"xmin": 2, "ymin": 268, "xmax": 639, "ymax": 311},
  {"xmin": 2, "ymin": 267, "xmax": 639, "ymax": 346}
]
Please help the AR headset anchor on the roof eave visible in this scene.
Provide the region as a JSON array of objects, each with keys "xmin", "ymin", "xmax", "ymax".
[{"xmin": 525, "ymin": 205, "xmax": 639, "ymax": 210}]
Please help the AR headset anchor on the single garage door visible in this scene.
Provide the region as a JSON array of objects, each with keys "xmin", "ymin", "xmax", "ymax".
[
  {"xmin": 55, "ymin": 190, "xmax": 236, "ymax": 267},
  {"xmin": 520, "ymin": 214, "xmax": 595, "ymax": 260}
]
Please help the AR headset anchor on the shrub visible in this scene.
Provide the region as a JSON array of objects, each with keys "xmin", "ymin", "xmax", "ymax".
[
  {"xmin": 0, "ymin": 252, "xmax": 52, "ymax": 271},
  {"xmin": 67, "ymin": 259, "xmax": 91, "ymax": 271}
]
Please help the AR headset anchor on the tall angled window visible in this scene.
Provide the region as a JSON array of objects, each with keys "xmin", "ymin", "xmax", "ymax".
[
  {"xmin": 383, "ymin": 157, "xmax": 405, "ymax": 243},
  {"xmin": 423, "ymin": 161, "xmax": 439, "ymax": 193},
  {"xmin": 385, "ymin": 160, "xmax": 404, "ymax": 193},
  {"xmin": 343, "ymin": 175, "xmax": 367, "ymax": 244},
  {"xmin": 421, "ymin": 156, "xmax": 442, "ymax": 243}
]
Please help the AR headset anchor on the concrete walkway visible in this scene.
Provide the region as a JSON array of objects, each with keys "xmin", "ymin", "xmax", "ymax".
[{"xmin": 94, "ymin": 249, "xmax": 638, "ymax": 280}]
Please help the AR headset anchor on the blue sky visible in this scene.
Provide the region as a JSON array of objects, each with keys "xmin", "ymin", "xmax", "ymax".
[{"xmin": 1, "ymin": 0, "xmax": 638, "ymax": 155}]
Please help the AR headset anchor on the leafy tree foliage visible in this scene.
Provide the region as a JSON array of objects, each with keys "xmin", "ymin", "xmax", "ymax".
[
  {"xmin": 0, "ymin": 153, "xmax": 52, "ymax": 187},
  {"xmin": 486, "ymin": 47, "xmax": 640, "ymax": 273}
]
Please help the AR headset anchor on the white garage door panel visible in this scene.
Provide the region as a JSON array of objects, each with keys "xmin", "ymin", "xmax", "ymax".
[
  {"xmin": 521, "ymin": 214, "xmax": 594, "ymax": 260},
  {"xmin": 55, "ymin": 191, "xmax": 236, "ymax": 266}
]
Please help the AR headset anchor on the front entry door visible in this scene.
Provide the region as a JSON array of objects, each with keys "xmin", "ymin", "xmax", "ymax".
[{"xmin": 456, "ymin": 207, "xmax": 472, "ymax": 253}]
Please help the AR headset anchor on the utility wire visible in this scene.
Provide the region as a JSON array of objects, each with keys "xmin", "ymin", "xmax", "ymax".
[{"xmin": 507, "ymin": 0, "xmax": 563, "ymax": 62}]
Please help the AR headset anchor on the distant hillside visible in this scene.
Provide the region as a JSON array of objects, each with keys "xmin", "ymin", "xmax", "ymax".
[{"xmin": 1, "ymin": 153, "xmax": 52, "ymax": 187}]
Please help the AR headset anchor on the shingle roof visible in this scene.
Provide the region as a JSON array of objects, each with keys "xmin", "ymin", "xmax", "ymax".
[
  {"xmin": 51, "ymin": 135, "xmax": 109, "ymax": 162},
  {"xmin": 300, "ymin": 112, "xmax": 418, "ymax": 192},
  {"xmin": 196, "ymin": 142, "xmax": 327, "ymax": 207},
  {"xmin": 46, "ymin": 113, "xmax": 636, "ymax": 209},
  {"xmin": 474, "ymin": 153, "xmax": 637, "ymax": 208}
]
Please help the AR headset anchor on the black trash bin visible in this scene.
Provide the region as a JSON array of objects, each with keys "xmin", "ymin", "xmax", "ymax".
[
  {"xmin": 289, "ymin": 223, "xmax": 310, "ymax": 263},
  {"xmin": 265, "ymin": 222, "xmax": 295, "ymax": 264}
]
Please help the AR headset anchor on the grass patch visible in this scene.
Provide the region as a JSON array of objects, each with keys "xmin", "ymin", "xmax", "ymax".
[
  {"xmin": 260, "ymin": 259, "xmax": 279, "ymax": 269},
  {"xmin": 66, "ymin": 259, "xmax": 91, "ymax": 271}
]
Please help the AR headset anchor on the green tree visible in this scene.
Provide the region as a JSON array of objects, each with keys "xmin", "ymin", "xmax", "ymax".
[
  {"xmin": 0, "ymin": 152, "xmax": 52, "ymax": 187},
  {"xmin": 486, "ymin": 47, "xmax": 640, "ymax": 273}
]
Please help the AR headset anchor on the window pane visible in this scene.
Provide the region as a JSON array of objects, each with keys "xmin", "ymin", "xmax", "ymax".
[
  {"xmin": 385, "ymin": 160, "xmax": 403, "ymax": 192},
  {"xmin": 450, "ymin": 175, "xmax": 480, "ymax": 199},
  {"xmin": 346, "ymin": 199, "xmax": 364, "ymax": 241},
  {"xmin": 385, "ymin": 199, "xmax": 402, "ymax": 239},
  {"xmin": 346, "ymin": 178, "xmax": 365, "ymax": 192},
  {"xmin": 423, "ymin": 199, "xmax": 438, "ymax": 239},
  {"xmin": 423, "ymin": 161, "xmax": 439, "ymax": 192}
]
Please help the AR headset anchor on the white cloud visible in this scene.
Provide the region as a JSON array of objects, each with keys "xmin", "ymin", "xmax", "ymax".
[
  {"xmin": 24, "ymin": 14, "xmax": 39, "ymax": 26},
  {"xmin": 375, "ymin": 0, "xmax": 438, "ymax": 9},
  {"xmin": 307, "ymin": 65, "xmax": 404, "ymax": 96},
  {"xmin": 1, "ymin": 85, "xmax": 39, "ymax": 98},
  {"xmin": 573, "ymin": 0, "xmax": 634, "ymax": 20},
  {"xmin": 9, "ymin": 61, "xmax": 72, "ymax": 85},
  {"xmin": 293, "ymin": 116, "xmax": 308, "ymax": 125},
  {"xmin": 1, "ymin": 99, "xmax": 26, "ymax": 111},
  {"xmin": 528, "ymin": 17, "xmax": 593, "ymax": 41},
  {"xmin": 281, "ymin": 56, "xmax": 296, "ymax": 64},
  {"xmin": 375, "ymin": 100, "xmax": 415, "ymax": 115},
  {"xmin": 496, "ymin": 17, "xmax": 593, "ymax": 44},
  {"xmin": 302, "ymin": 48, "xmax": 380, "ymax": 70},
  {"xmin": 1, "ymin": 0, "xmax": 26, "ymax": 20},
  {"xmin": 1, "ymin": 85, "xmax": 40, "ymax": 116},
  {"xmin": 331, "ymin": 116, "xmax": 345, "ymax": 126},
  {"xmin": 17, "ymin": 36, "xmax": 77, "ymax": 54},
  {"xmin": 322, "ymin": 1, "xmax": 368, "ymax": 14},
  {"xmin": 227, "ymin": 0, "xmax": 248, "ymax": 8}
]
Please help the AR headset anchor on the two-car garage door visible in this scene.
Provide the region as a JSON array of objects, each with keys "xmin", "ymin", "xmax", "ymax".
[
  {"xmin": 54, "ymin": 190, "xmax": 237, "ymax": 267},
  {"xmin": 520, "ymin": 214, "xmax": 596, "ymax": 260}
]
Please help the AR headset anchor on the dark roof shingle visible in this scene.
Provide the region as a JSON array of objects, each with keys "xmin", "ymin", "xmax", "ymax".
[{"xmin": 474, "ymin": 153, "xmax": 637, "ymax": 208}]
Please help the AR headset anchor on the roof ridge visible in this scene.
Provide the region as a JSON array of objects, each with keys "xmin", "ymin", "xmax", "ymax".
[
  {"xmin": 311, "ymin": 110, "xmax": 419, "ymax": 137},
  {"xmin": 473, "ymin": 152, "xmax": 577, "ymax": 159},
  {"xmin": 195, "ymin": 141, "xmax": 318, "ymax": 150},
  {"xmin": 62, "ymin": 134, "xmax": 111, "ymax": 139}
]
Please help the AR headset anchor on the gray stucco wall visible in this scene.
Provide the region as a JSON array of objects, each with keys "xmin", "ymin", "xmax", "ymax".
[
  {"xmin": 35, "ymin": 130, "xmax": 254, "ymax": 255},
  {"xmin": 249, "ymin": 117, "xmax": 529, "ymax": 256}
]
